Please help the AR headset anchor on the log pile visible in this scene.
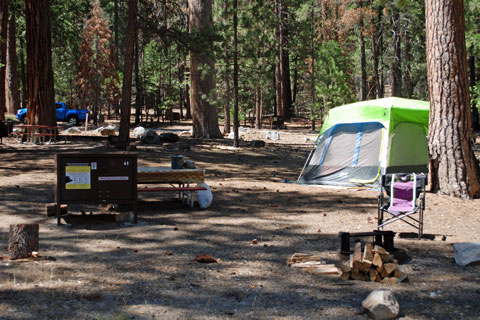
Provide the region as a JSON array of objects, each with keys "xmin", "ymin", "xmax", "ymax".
[
  {"xmin": 340, "ymin": 242, "xmax": 407, "ymax": 284},
  {"xmin": 287, "ymin": 253, "xmax": 340, "ymax": 275}
]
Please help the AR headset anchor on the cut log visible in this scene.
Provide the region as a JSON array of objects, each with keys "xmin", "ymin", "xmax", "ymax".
[
  {"xmin": 369, "ymin": 268, "xmax": 381, "ymax": 282},
  {"xmin": 372, "ymin": 252, "xmax": 383, "ymax": 268},
  {"xmin": 363, "ymin": 243, "xmax": 374, "ymax": 263},
  {"xmin": 353, "ymin": 242, "xmax": 363, "ymax": 264},
  {"xmin": 46, "ymin": 204, "xmax": 67, "ymax": 217},
  {"xmin": 359, "ymin": 261, "xmax": 372, "ymax": 272},
  {"xmin": 339, "ymin": 263, "xmax": 352, "ymax": 273},
  {"xmin": 340, "ymin": 271, "xmax": 351, "ymax": 280},
  {"xmin": 8, "ymin": 224, "xmax": 39, "ymax": 260},
  {"xmin": 310, "ymin": 264, "xmax": 340, "ymax": 275},
  {"xmin": 351, "ymin": 269, "xmax": 364, "ymax": 281},
  {"xmin": 384, "ymin": 263, "xmax": 397, "ymax": 274}
]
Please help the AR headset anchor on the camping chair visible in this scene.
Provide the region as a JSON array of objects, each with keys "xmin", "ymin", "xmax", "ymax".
[{"xmin": 377, "ymin": 173, "xmax": 427, "ymax": 238}]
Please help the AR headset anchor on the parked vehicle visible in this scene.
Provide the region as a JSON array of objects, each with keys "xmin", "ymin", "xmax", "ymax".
[{"xmin": 16, "ymin": 102, "xmax": 89, "ymax": 126}]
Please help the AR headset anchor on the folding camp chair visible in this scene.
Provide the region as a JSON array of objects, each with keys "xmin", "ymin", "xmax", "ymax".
[{"xmin": 377, "ymin": 173, "xmax": 427, "ymax": 238}]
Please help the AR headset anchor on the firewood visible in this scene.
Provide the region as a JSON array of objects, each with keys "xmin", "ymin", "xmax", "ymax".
[
  {"xmin": 8, "ymin": 224, "xmax": 39, "ymax": 260},
  {"xmin": 351, "ymin": 270, "xmax": 364, "ymax": 281},
  {"xmin": 353, "ymin": 242, "xmax": 363, "ymax": 264},
  {"xmin": 394, "ymin": 268, "xmax": 404, "ymax": 278},
  {"xmin": 363, "ymin": 243, "xmax": 374, "ymax": 263},
  {"xmin": 340, "ymin": 271, "xmax": 351, "ymax": 280},
  {"xmin": 358, "ymin": 261, "xmax": 372, "ymax": 272},
  {"xmin": 384, "ymin": 263, "xmax": 397, "ymax": 274},
  {"xmin": 339, "ymin": 263, "xmax": 352, "ymax": 273},
  {"xmin": 310, "ymin": 265, "xmax": 340, "ymax": 275},
  {"xmin": 380, "ymin": 267, "xmax": 391, "ymax": 278},
  {"xmin": 373, "ymin": 245, "xmax": 391, "ymax": 262},
  {"xmin": 369, "ymin": 269, "xmax": 381, "ymax": 282},
  {"xmin": 290, "ymin": 261, "xmax": 323, "ymax": 268},
  {"xmin": 372, "ymin": 252, "xmax": 383, "ymax": 268}
]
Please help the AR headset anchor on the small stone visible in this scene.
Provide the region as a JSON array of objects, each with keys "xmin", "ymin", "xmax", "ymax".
[
  {"xmin": 362, "ymin": 289, "xmax": 400, "ymax": 319},
  {"xmin": 251, "ymin": 239, "xmax": 258, "ymax": 245}
]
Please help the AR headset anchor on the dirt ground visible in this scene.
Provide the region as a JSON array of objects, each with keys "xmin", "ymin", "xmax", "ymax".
[{"xmin": 1, "ymin": 122, "xmax": 480, "ymax": 320}]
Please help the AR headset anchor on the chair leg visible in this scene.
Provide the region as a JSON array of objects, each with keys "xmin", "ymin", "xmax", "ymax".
[{"xmin": 418, "ymin": 206, "xmax": 423, "ymax": 239}]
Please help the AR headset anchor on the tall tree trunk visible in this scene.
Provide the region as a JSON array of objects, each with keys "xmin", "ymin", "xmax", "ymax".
[
  {"xmin": 6, "ymin": 5, "xmax": 19, "ymax": 115},
  {"xmin": 391, "ymin": 11, "xmax": 402, "ymax": 97},
  {"xmin": 405, "ymin": 30, "xmax": 413, "ymax": 98},
  {"xmin": 359, "ymin": 2, "xmax": 367, "ymax": 100},
  {"xmin": 426, "ymin": 0, "xmax": 480, "ymax": 198},
  {"xmin": 469, "ymin": 56, "xmax": 479, "ymax": 131},
  {"xmin": 117, "ymin": 0, "xmax": 137, "ymax": 150},
  {"xmin": 0, "ymin": 1, "xmax": 8, "ymax": 121},
  {"xmin": 25, "ymin": 0, "xmax": 55, "ymax": 126},
  {"xmin": 114, "ymin": 0, "xmax": 119, "ymax": 65},
  {"xmin": 275, "ymin": 0, "xmax": 292, "ymax": 119},
  {"xmin": 255, "ymin": 83, "xmax": 262, "ymax": 129},
  {"xmin": 233, "ymin": 0, "xmax": 239, "ymax": 147},
  {"xmin": 223, "ymin": 51, "xmax": 231, "ymax": 134},
  {"xmin": 19, "ymin": 36, "xmax": 26, "ymax": 108},
  {"xmin": 378, "ymin": 6, "xmax": 385, "ymax": 98},
  {"xmin": 134, "ymin": 31, "xmax": 142, "ymax": 125},
  {"xmin": 188, "ymin": 0, "xmax": 222, "ymax": 139},
  {"xmin": 371, "ymin": 7, "xmax": 380, "ymax": 99}
]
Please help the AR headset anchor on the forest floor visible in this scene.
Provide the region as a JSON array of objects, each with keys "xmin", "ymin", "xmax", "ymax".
[{"xmin": 0, "ymin": 120, "xmax": 479, "ymax": 320}]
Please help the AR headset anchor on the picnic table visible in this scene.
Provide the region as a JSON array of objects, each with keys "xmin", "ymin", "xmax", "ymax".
[
  {"xmin": 137, "ymin": 167, "xmax": 207, "ymax": 207},
  {"xmin": 13, "ymin": 124, "xmax": 66, "ymax": 144}
]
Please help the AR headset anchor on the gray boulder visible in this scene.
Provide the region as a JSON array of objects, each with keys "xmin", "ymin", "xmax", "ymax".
[
  {"xmin": 454, "ymin": 242, "xmax": 480, "ymax": 266},
  {"xmin": 159, "ymin": 132, "xmax": 180, "ymax": 143},
  {"xmin": 362, "ymin": 289, "xmax": 400, "ymax": 319},
  {"xmin": 141, "ymin": 129, "xmax": 160, "ymax": 144},
  {"xmin": 251, "ymin": 140, "xmax": 266, "ymax": 148}
]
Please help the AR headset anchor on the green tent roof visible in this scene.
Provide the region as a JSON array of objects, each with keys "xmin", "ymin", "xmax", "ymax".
[{"xmin": 319, "ymin": 97, "xmax": 430, "ymax": 136}]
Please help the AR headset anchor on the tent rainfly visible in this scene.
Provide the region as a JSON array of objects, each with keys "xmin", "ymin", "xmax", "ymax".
[{"xmin": 297, "ymin": 98, "xmax": 430, "ymax": 186}]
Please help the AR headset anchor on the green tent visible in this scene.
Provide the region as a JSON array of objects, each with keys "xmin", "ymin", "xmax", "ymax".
[{"xmin": 298, "ymin": 97, "xmax": 429, "ymax": 186}]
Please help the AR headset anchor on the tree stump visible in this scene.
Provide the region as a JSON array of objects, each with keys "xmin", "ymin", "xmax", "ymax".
[{"xmin": 8, "ymin": 224, "xmax": 39, "ymax": 260}]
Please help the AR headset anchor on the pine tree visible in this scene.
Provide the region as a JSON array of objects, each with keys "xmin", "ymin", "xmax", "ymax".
[{"xmin": 76, "ymin": 0, "xmax": 119, "ymax": 123}]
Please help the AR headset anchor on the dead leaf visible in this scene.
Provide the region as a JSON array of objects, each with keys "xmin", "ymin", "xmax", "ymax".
[{"xmin": 194, "ymin": 254, "xmax": 219, "ymax": 263}]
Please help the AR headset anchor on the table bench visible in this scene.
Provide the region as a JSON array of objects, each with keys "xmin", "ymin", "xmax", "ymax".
[
  {"xmin": 13, "ymin": 124, "xmax": 67, "ymax": 144},
  {"xmin": 137, "ymin": 167, "xmax": 206, "ymax": 207}
]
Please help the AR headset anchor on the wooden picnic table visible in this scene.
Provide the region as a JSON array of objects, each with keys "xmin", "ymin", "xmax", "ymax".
[
  {"xmin": 13, "ymin": 124, "xmax": 66, "ymax": 144},
  {"xmin": 137, "ymin": 167, "xmax": 206, "ymax": 207}
]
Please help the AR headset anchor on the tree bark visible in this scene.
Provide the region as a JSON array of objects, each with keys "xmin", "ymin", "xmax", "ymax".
[
  {"xmin": 188, "ymin": 0, "xmax": 222, "ymax": 139},
  {"xmin": 469, "ymin": 56, "xmax": 479, "ymax": 131},
  {"xmin": 0, "ymin": 1, "xmax": 8, "ymax": 121},
  {"xmin": 25, "ymin": 0, "xmax": 55, "ymax": 126},
  {"xmin": 117, "ymin": 0, "xmax": 137, "ymax": 150},
  {"xmin": 233, "ymin": 0, "xmax": 239, "ymax": 147},
  {"xmin": 405, "ymin": 30, "xmax": 413, "ymax": 99},
  {"xmin": 275, "ymin": 0, "xmax": 292, "ymax": 119},
  {"xmin": 359, "ymin": 2, "xmax": 367, "ymax": 101},
  {"xmin": 8, "ymin": 224, "xmax": 39, "ymax": 260},
  {"xmin": 6, "ymin": 5, "xmax": 19, "ymax": 115},
  {"xmin": 391, "ymin": 11, "xmax": 402, "ymax": 97},
  {"xmin": 426, "ymin": 0, "xmax": 480, "ymax": 198},
  {"xmin": 134, "ymin": 31, "xmax": 143, "ymax": 125}
]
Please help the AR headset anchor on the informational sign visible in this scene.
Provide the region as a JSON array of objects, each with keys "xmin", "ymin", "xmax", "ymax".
[{"xmin": 65, "ymin": 163, "xmax": 91, "ymax": 189}]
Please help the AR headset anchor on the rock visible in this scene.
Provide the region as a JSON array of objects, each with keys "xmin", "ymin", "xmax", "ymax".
[
  {"xmin": 159, "ymin": 132, "xmax": 180, "ymax": 143},
  {"xmin": 362, "ymin": 289, "xmax": 400, "ymax": 319},
  {"xmin": 227, "ymin": 131, "xmax": 242, "ymax": 139},
  {"xmin": 251, "ymin": 140, "xmax": 266, "ymax": 148},
  {"xmin": 453, "ymin": 242, "xmax": 480, "ymax": 266},
  {"xmin": 173, "ymin": 142, "xmax": 190, "ymax": 151},
  {"xmin": 141, "ymin": 129, "xmax": 160, "ymax": 144},
  {"xmin": 183, "ymin": 160, "xmax": 196, "ymax": 169},
  {"xmin": 96, "ymin": 125, "xmax": 117, "ymax": 136},
  {"xmin": 239, "ymin": 126, "xmax": 251, "ymax": 133},
  {"xmin": 265, "ymin": 130, "xmax": 280, "ymax": 140},
  {"xmin": 179, "ymin": 130, "xmax": 192, "ymax": 136},
  {"xmin": 62, "ymin": 127, "xmax": 82, "ymax": 134},
  {"xmin": 131, "ymin": 126, "xmax": 145, "ymax": 139}
]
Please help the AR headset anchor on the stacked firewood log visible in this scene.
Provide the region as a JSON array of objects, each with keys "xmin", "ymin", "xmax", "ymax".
[
  {"xmin": 287, "ymin": 253, "xmax": 340, "ymax": 275},
  {"xmin": 340, "ymin": 242, "xmax": 407, "ymax": 284}
]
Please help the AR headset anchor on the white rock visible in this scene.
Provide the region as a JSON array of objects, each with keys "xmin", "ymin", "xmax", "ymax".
[
  {"xmin": 453, "ymin": 242, "xmax": 480, "ymax": 266},
  {"xmin": 265, "ymin": 131, "xmax": 280, "ymax": 140},
  {"xmin": 362, "ymin": 289, "xmax": 400, "ymax": 320},
  {"xmin": 131, "ymin": 126, "xmax": 145, "ymax": 139},
  {"xmin": 62, "ymin": 127, "xmax": 82, "ymax": 134},
  {"xmin": 227, "ymin": 131, "xmax": 242, "ymax": 139}
]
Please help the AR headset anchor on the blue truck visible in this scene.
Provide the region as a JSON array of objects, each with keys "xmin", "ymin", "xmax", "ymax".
[{"xmin": 16, "ymin": 102, "xmax": 89, "ymax": 126}]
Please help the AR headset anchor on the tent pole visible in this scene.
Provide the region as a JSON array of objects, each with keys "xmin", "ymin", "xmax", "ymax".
[{"xmin": 297, "ymin": 148, "xmax": 314, "ymax": 182}]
